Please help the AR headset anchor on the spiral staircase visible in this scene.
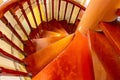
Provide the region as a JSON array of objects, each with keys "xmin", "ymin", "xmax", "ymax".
[{"xmin": 0, "ymin": 0, "xmax": 120, "ymax": 80}]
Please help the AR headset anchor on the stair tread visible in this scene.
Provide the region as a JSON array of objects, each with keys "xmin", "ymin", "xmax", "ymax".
[
  {"xmin": 100, "ymin": 22, "xmax": 120, "ymax": 55},
  {"xmin": 42, "ymin": 20, "xmax": 68, "ymax": 36},
  {"xmin": 32, "ymin": 31, "xmax": 94, "ymax": 80},
  {"xmin": 59, "ymin": 20, "xmax": 71, "ymax": 33},
  {"xmin": 24, "ymin": 34, "xmax": 74, "ymax": 76},
  {"xmin": 88, "ymin": 30, "xmax": 120, "ymax": 80},
  {"xmin": 31, "ymin": 36, "xmax": 65, "ymax": 51},
  {"xmin": 40, "ymin": 30, "xmax": 65, "ymax": 38}
]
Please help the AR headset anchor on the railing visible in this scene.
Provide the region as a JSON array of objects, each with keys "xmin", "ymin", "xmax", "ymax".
[{"xmin": 0, "ymin": 0, "xmax": 85, "ymax": 79}]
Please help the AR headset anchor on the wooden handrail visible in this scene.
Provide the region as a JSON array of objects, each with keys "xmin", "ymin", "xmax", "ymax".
[
  {"xmin": 0, "ymin": 0, "xmax": 19, "ymax": 18},
  {"xmin": 0, "ymin": 0, "xmax": 86, "ymax": 77},
  {"xmin": 63, "ymin": 0, "xmax": 86, "ymax": 10}
]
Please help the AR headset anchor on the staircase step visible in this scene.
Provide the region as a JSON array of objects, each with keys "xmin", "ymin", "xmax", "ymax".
[
  {"xmin": 48, "ymin": 19, "xmax": 69, "ymax": 35},
  {"xmin": 24, "ymin": 34, "xmax": 74, "ymax": 76},
  {"xmin": 40, "ymin": 30, "xmax": 65, "ymax": 38},
  {"xmin": 31, "ymin": 36, "xmax": 65, "ymax": 51},
  {"xmin": 59, "ymin": 20, "xmax": 71, "ymax": 33},
  {"xmin": 100, "ymin": 22, "xmax": 120, "ymax": 55},
  {"xmin": 88, "ymin": 30, "xmax": 120, "ymax": 80},
  {"xmin": 42, "ymin": 20, "xmax": 68, "ymax": 36},
  {"xmin": 32, "ymin": 31, "xmax": 94, "ymax": 80}
]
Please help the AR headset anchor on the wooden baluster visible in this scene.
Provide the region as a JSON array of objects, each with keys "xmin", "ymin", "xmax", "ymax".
[
  {"xmin": 62, "ymin": 0, "xmax": 86, "ymax": 10},
  {"xmin": 0, "ymin": 48, "xmax": 26, "ymax": 65},
  {"xmin": 10, "ymin": 9, "xmax": 35, "ymax": 54},
  {"xmin": 9, "ymin": 9, "xmax": 29, "ymax": 39},
  {"xmin": 68, "ymin": 5, "xmax": 74, "ymax": 23},
  {"xmin": 36, "ymin": 0, "xmax": 43, "ymax": 36},
  {"xmin": 1, "ymin": 16, "xmax": 24, "ymax": 44},
  {"xmin": 44, "ymin": 0, "xmax": 48, "ymax": 21},
  {"xmin": 27, "ymin": 1, "xmax": 38, "ymax": 27},
  {"xmin": 64, "ymin": 2, "xmax": 68, "ymax": 20},
  {"xmin": 19, "ymin": 3, "xmax": 33, "ymax": 31},
  {"xmin": 36, "ymin": 0, "xmax": 43, "ymax": 22},
  {"xmin": 0, "ymin": 67, "xmax": 32, "ymax": 77},
  {"xmin": 0, "ymin": 31, "xmax": 27, "ymax": 56},
  {"xmin": 72, "ymin": 9, "xmax": 81, "ymax": 33},
  {"xmin": 74, "ymin": 9, "xmax": 80, "ymax": 24},
  {"xmin": 58, "ymin": 0, "xmax": 61, "ymax": 20},
  {"xmin": 52, "ymin": 0, "xmax": 54, "ymax": 19}
]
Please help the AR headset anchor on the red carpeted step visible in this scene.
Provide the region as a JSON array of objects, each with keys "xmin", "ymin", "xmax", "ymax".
[
  {"xmin": 31, "ymin": 36, "xmax": 65, "ymax": 51},
  {"xmin": 32, "ymin": 31, "xmax": 94, "ymax": 80},
  {"xmin": 41, "ymin": 21, "xmax": 68, "ymax": 36},
  {"xmin": 88, "ymin": 30, "xmax": 120, "ymax": 80},
  {"xmin": 59, "ymin": 20, "xmax": 79, "ymax": 34},
  {"xmin": 29, "ymin": 19, "xmax": 69, "ymax": 39},
  {"xmin": 100, "ymin": 22, "xmax": 120, "ymax": 55},
  {"xmin": 40, "ymin": 30, "xmax": 65, "ymax": 38},
  {"xmin": 59, "ymin": 20, "xmax": 71, "ymax": 33},
  {"xmin": 24, "ymin": 34, "xmax": 74, "ymax": 76}
]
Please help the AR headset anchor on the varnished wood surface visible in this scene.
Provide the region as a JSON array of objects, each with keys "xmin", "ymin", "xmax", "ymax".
[
  {"xmin": 0, "ymin": 67, "xmax": 32, "ymax": 77},
  {"xmin": 32, "ymin": 31, "xmax": 94, "ymax": 80},
  {"xmin": 63, "ymin": 0, "xmax": 86, "ymax": 10},
  {"xmin": 0, "ymin": 0, "xmax": 84, "ymax": 77},
  {"xmin": 24, "ymin": 34, "xmax": 74, "ymax": 76},
  {"xmin": 31, "ymin": 36, "xmax": 65, "ymax": 51},
  {"xmin": 0, "ymin": 0, "xmax": 18, "ymax": 18},
  {"xmin": 88, "ymin": 30, "xmax": 120, "ymax": 80},
  {"xmin": 0, "ymin": 48, "xmax": 25, "ymax": 64},
  {"xmin": 100, "ymin": 22, "xmax": 120, "ymax": 55},
  {"xmin": 116, "ymin": 9, "xmax": 120, "ymax": 16}
]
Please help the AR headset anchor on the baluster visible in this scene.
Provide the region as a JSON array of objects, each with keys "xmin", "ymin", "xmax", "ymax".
[
  {"xmin": 68, "ymin": 5, "xmax": 74, "ymax": 23},
  {"xmin": 27, "ymin": 0, "xmax": 38, "ymax": 27},
  {"xmin": 36, "ymin": 0, "xmax": 43, "ymax": 22},
  {"xmin": 64, "ymin": 2, "xmax": 68, "ymax": 20},
  {"xmin": 9, "ymin": 9, "xmax": 29, "ymax": 39},
  {"xmin": 0, "ymin": 48, "xmax": 26, "ymax": 65},
  {"xmin": 74, "ymin": 9, "xmax": 80, "ymax": 24},
  {"xmin": 10, "ymin": 9, "xmax": 35, "ymax": 54},
  {"xmin": 36, "ymin": 0, "xmax": 43, "ymax": 36},
  {"xmin": 72, "ymin": 9, "xmax": 81, "ymax": 33},
  {"xmin": 0, "ymin": 67, "xmax": 32, "ymax": 77},
  {"xmin": 44, "ymin": 0, "xmax": 48, "ymax": 21},
  {"xmin": 19, "ymin": 3, "xmax": 33, "ymax": 31},
  {"xmin": 58, "ymin": 0, "xmax": 61, "ymax": 20},
  {"xmin": 0, "ymin": 31, "xmax": 27, "ymax": 56},
  {"xmin": 1, "ymin": 16, "xmax": 24, "ymax": 44},
  {"xmin": 52, "ymin": 0, "xmax": 54, "ymax": 19}
]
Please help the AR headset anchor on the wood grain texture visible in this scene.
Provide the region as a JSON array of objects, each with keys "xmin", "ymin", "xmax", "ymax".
[
  {"xmin": 24, "ymin": 34, "xmax": 74, "ymax": 76},
  {"xmin": 0, "ymin": 48, "xmax": 25, "ymax": 64},
  {"xmin": 32, "ymin": 31, "xmax": 94, "ymax": 80},
  {"xmin": 63, "ymin": 0, "xmax": 86, "ymax": 10},
  {"xmin": 0, "ymin": 67, "xmax": 32, "ymax": 77},
  {"xmin": 100, "ymin": 22, "xmax": 120, "ymax": 55},
  {"xmin": 88, "ymin": 30, "xmax": 120, "ymax": 80},
  {"xmin": 0, "ymin": 0, "xmax": 18, "ymax": 18}
]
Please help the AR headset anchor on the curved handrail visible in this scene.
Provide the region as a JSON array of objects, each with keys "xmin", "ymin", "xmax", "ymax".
[
  {"xmin": 0, "ymin": 0, "xmax": 86, "ymax": 77},
  {"xmin": 63, "ymin": 0, "xmax": 86, "ymax": 10},
  {"xmin": 0, "ymin": 0, "xmax": 33, "ymax": 18},
  {"xmin": 0, "ymin": 0, "xmax": 19, "ymax": 18},
  {"xmin": 0, "ymin": 0, "xmax": 86, "ymax": 18}
]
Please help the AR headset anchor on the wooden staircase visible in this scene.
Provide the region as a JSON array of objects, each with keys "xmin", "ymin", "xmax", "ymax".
[
  {"xmin": 0, "ymin": 0, "xmax": 120, "ymax": 80},
  {"xmin": 0, "ymin": 0, "xmax": 88, "ymax": 80},
  {"xmin": 88, "ymin": 21, "xmax": 120, "ymax": 80}
]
